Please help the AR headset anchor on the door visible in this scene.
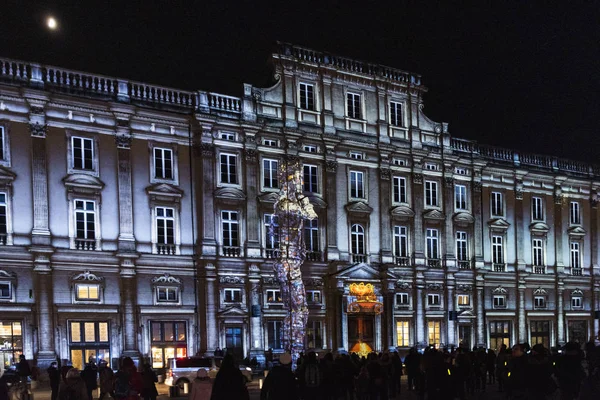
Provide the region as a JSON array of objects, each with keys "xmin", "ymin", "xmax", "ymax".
[
  {"xmin": 348, "ymin": 315, "xmax": 374, "ymax": 353},
  {"xmin": 458, "ymin": 325, "xmax": 472, "ymax": 349},
  {"xmin": 225, "ymin": 327, "xmax": 243, "ymax": 360}
]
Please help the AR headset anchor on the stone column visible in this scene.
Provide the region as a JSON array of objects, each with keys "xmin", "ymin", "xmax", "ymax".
[
  {"xmin": 412, "ymin": 173, "xmax": 425, "ymax": 260},
  {"xmin": 247, "ymin": 264, "xmax": 265, "ymax": 365},
  {"xmin": 199, "ymin": 126, "xmax": 217, "ymax": 256},
  {"xmin": 383, "ymin": 281, "xmax": 395, "ymax": 349},
  {"xmin": 120, "ymin": 258, "xmax": 139, "ymax": 360},
  {"xmin": 325, "ymin": 161, "xmax": 339, "ymax": 260},
  {"xmin": 380, "ymin": 167, "xmax": 393, "ymax": 263},
  {"xmin": 32, "ymin": 250, "xmax": 56, "ymax": 368},
  {"xmin": 115, "ymin": 131, "xmax": 135, "ymax": 251},
  {"xmin": 557, "ymin": 281, "xmax": 565, "ymax": 345},
  {"xmin": 244, "ymin": 137, "xmax": 260, "ymax": 257},
  {"xmin": 339, "ymin": 290, "xmax": 348, "ymax": 351},
  {"xmin": 204, "ymin": 263, "xmax": 218, "ymax": 354},
  {"xmin": 447, "ymin": 275, "xmax": 456, "ymax": 347},
  {"xmin": 554, "ymin": 187, "xmax": 565, "ymax": 272},
  {"xmin": 444, "ymin": 177, "xmax": 455, "ymax": 267},
  {"xmin": 29, "ymin": 117, "xmax": 51, "ymax": 245},
  {"xmin": 518, "ymin": 278, "xmax": 527, "ymax": 342},
  {"xmin": 515, "ymin": 180, "xmax": 526, "ymax": 270},
  {"xmin": 415, "ymin": 274, "xmax": 426, "ymax": 345},
  {"xmin": 472, "ymin": 181, "xmax": 484, "ymax": 265},
  {"xmin": 476, "ymin": 276, "xmax": 485, "ymax": 346}
]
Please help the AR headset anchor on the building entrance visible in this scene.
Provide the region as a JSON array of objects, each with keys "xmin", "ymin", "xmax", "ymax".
[
  {"xmin": 225, "ymin": 326, "xmax": 243, "ymax": 360},
  {"xmin": 348, "ymin": 315, "xmax": 374, "ymax": 356},
  {"xmin": 0, "ymin": 321, "xmax": 22, "ymax": 369},
  {"xmin": 458, "ymin": 325, "xmax": 472, "ymax": 349},
  {"xmin": 69, "ymin": 321, "xmax": 110, "ymax": 370}
]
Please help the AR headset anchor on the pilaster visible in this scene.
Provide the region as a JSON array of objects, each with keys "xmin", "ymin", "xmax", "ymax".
[
  {"xmin": 475, "ymin": 275, "xmax": 485, "ymax": 346},
  {"xmin": 198, "ymin": 125, "xmax": 217, "ymax": 255},
  {"xmin": 554, "ymin": 185, "xmax": 565, "ymax": 272},
  {"xmin": 518, "ymin": 277, "xmax": 527, "ymax": 342},
  {"xmin": 29, "ymin": 103, "xmax": 51, "ymax": 245},
  {"xmin": 472, "ymin": 178, "xmax": 484, "ymax": 265},
  {"xmin": 412, "ymin": 171, "xmax": 425, "ymax": 260},
  {"xmin": 244, "ymin": 133, "xmax": 261, "ymax": 257},
  {"xmin": 204, "ymin": 263, "xmax": 218, "ymax": 354},
  {"xmin": 446, "ymin": 275, "xmax": 456, "ymax": 347},
  {"xmin": 325, "ymin": 159, "xmax": 339, "ymax": 260},
  {"xmin": 415, "ymin": 274, "xmax": 425, "ymax": 345},
  {"xmin": 444, "ymin": 176, "xmax": 455, "ymax": 266},
  {"xmin": 119, "ymin": 256, "xmax": 139, "ymax": 361},
  {"xmin": 379, "ymin": 165, "xmax": 393, "ymax": 263},
  {"xmin": 31, "ymin": 248, "xmax": 56, "ymax": 368},
  {"xmin": 515, "ymin": 178, "xmax": 526, "ymax": 270},
  {"xmin": 557, "ymin": 281, "xmax": 565, "ymax": 345},
  {"xmin": 247, "ymin": 264, "xmax": 265, "ymax": 365},
  {"xmin": 115, "ymin": 122, "xmax": 135, "ymax": 251}
]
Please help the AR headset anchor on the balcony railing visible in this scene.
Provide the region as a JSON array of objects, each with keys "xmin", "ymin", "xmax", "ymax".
[
  {"xmin": 265, "ymin": 249, "xmax": 281, "ymax": 259},
  {"xmin": 394, "ymin": 256, "xmax": 411, "ymax": 267},
  {"xmin": 493, "ymin": 263, "xmax": 506, "ymax": 272},
  {"xmin": 457, "ymin": 259, "xmax": 473, "ymax": 270},
  {"xmin": 571, "ymin": 267, "xmax": 583, "ymax": 276},
  {"xmin": 0, "ymin": 234, "xmax": 6, "ymax": 245},
  {"xmin": 305, "ymin": 251, "xmax": 323, "ymax": 262},
  {"xmin": 351, "ymin": 254, "xmax": 368, "ymax": 264},
  {"xmin": 222, "ymin": 246, "xmax": 241, "ymax": 257},
  {"xmin": 533, "ymin": 266, "xmax": 546, "ymax": 274},
  {"xmin": 427, "ymin": 259, "xmax": 442, "ymax": 268},
  {"xmin": 156, "ymin": 244, "xmax": 176, "ymax": 255},
  {"xmin": 75, "ymin": 238, "xmax": 96, "ymax": 251}
]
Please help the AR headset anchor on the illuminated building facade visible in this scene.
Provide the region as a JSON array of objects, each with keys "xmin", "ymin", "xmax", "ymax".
[{"xmin": 0, "ymin": 43, "xmax": 599, "ymax": 372}]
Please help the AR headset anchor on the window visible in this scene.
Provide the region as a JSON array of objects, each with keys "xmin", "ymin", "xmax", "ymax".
[
  {"xmin": 150, "ymin": 321, "xmax": 187, "ymax": 368},
  {"xmin": 299, "ymin": 83, "xmax": 315, "ymax": 111},
  {"xmin": 263, "ymin": 159, "xmax": 279, "ymax": 189},
  {"xmin": 426, "ymin": 228, "xmax": 439, "ymax": 260},
  {"xmin": 457, "ymin": 294, "xmax": 470, "ymax": 307},
  {"xmin": 156, "ymin": 207, "xmax": 175, "ymax": 249},
  {"xmin": 0, "ymin": 282, "xmax": 11, "ymax": 299},
  {"xmin": 306, "ymin": 290, "xmax": 322, "ymax": 304},
  {"xmin": 224, "ymin": 288, "xmax": 241, "ymax": 303},
  {"xmin": 349, "ymin": 171, "xmax": 364, "ymax": 198},
  {"xmin": 530, "ymin": 321, "xmax": 550, "ymax": 349},
  {"xmin": 534, "ymin": 296, "xmax": 547, "ymax": 309},
  {"xmin": 219, "ymin": 153, "xmax": 238, "ymax": 184},
  {"xmin": 68, "ymin": 321, "xmax": 110, "ymax": 370},
  {"xmin": 350, "ymin": 152, "xmax": 364, "ymax": 160},
  {"xmin": 424, "ymin": 163, "xmax": 438, "ymax": 171},
  {"xmin": 75, "ymin": 200, "xmax": 96, "ymax": 241},
  {"xmin": 72, "ymin": 137, "xmax": 94, "ymax": 170},
  {"xmin": 0, "ymin": 192, "xmax": 7, "ymax": 240},
  {"xmin": 455, "ymin": 185, "xmax": 467, "ymax": 210},
  {"xmin": 156, "ymin": 287, "xmax": 178, "ymax": 303},
  {"xmin": 347, "ymin": 92, "xmax": 361, "ymax": 119},
  {"xmin": 491, "ymin": 192, "xmax": 504, "ymax": 217},
  {"xmin": 303, "ymin": 145, "xmax": 317, "ymax": 153},
  {"xmin": 264, "ymin": 214, "xmax": 279, "ymax": 252},
  {"xmin": 393, "ymin": 158, "xmax": 407, "ymax": 166},
  {"xmin": 425, "ymin": 181, "xmax": 438, "ymax": 207},
  {"xmin": 263, "ymin": 139, "xmax": 278, "ymax": 147},
  {"xmin": 532, "ymin": 238, "xmax": 544, "ymax": 266},
  {"xmin": 455, "ymin": 168, "xmax": 467, "ymax": 175},
  {"xmin": 428, "ymin": 321, "xmax": 441, "ymax": 346},
  {"xmin": 570, "ymin": 242, "xmax": 581, "ymax": 270},
  {"xmin": 570, "ymin": 202, "xmax": 581, "ymax": 225},
  {"xmin": 221, "ymin": 211, "xmax": 239, "ymax": 247},
  {"xmin": 0, "ymin": 321, "xmax": 22, "ymax": 366},
  {"xmin": 571, "ymin": 296, "xmax": 583, "ymax": 309},
  {"xmin": 392, "ymin": 177, "xmax": 407, "ymax": 203},
  {"xmin": 303, "ymin": 165, "xmax": 319, "ymax": 193},
  {"xmin": 396, "ymin": 320, "xmax": 410, "ymax": 347},
  {"xmin": 393, "ymin": 226, "xmax": 408, "ymax": 258},
  {"xmin": 350, "ymin": 224, "xmax": 365, "ymax": 255},
  {"xmin": 220, "ymin": 132, "xmax": 235, "ymax": 141},
  {"xmin": 390, "ymin": 101, "xmax": 404, "ymax": 127},
  {"xmin": 75, "ymin": 284, "xmax": 100, "ymax": 301},
  {"xmin": 304, "ymin": 219, "xmax": 319, "ymax": 252},
  {"xmin": 532, "ymin": 197, "xmax": 544, "ymax": 220},
  {"xmin": 153, "ymin": 148, "xmax": 173, "ymax": 180},
  {"xmin": 396, "ymin": 293, "xmax": 409, "ymax": 306},
  {"xmin": 456, "ymin": 231, "xmax": 468, "ymax": 261},
  {"xmin": 268, "ymin": 320, "xmax": 283, "ymax": 349},
  {"xmin": 492, "ymin": 236, "xmax": 504, "ymax": 264},
  {"xmin": 0, "ymin": 126, "xmax": 6, "ymax": 162},
  {"xmin": 427, "ymin": 294, "xmax": 441, "ymax": 306},
  {"xmin": 489, "ymin": 321, "xmax": 510, "ymax": 351},
  {"xmin": 306, "ymin": 320, "xmax": 323, "ymax": 348},
  {"xmin": 266, "ymin": 289, "xmax": 282, "ymax": 303},
  {"xmin": 493, "ymin": 295, "xmax": 507, "ymax": 308}
]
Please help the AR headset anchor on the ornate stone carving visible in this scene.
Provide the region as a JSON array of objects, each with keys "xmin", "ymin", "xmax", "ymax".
[
  {"xmin": 472, "ymin": 181, "xmax": 482, "ymax": 193},
  {"xmin": 116, "ymin": 119, "xmax": 129, "ymax": 128},
  {"xmin": 201, "ymin": 143, "xmax": 215, "ymax": 157},
  {"xmin": 444, "ymin": 177, "xmax": 454, "ymax": 185},
  {"xmin": 0, "ymin": 269, "xmax": 16, "ymax": 279},
  {"xmin": 284, "ymin": 154, "xmax": 299, "ymax": 164},
  {"xmin": 29, "ymin": 122, "xmax": 47, "ymax": 138},
  {"xmin": 263, "ymin": 276, "xmax": 278, "ymax": 285},
  {"xmin": 413, "ymin": 173, "xmax": 423, "ymax": 185},
  {"xmin": 396, "ymin": 281, "xmax": 412, "ymax": 290},
  {"xmin": 515, "ymin": 189, "xmax": 524, "ymax": 200},
  {"xmin": 457, "ymin": 284, "xmax": 473, "ymax": 292},
  {"xmin": 244, "ymin": 149, "xmax": 257, "ymax": 162},
  {"xmin": 114, "ymin": 134, "xmax": 132, "ymax": 149},
  {"xmin": 571, "ymin": 288, "xmax": 584, "ymax": 296},
  {"xmin": 251, "ymin": 89, "xmax": 262, "ymax": 101},
  {"xmin": 380, "ymin": 168, "xmax": 391, "ymax": 181},
  {"xmin": 29, "ymin": 106, "xmax": 45, "ymax": 115},
  {"xmin": 151, "ymin": 274, "xmax": 182, "ymax": 285},
  {"xmin": 72, "ymin": 271, "xmax": 104, "ymax": 282},
  {"xmin": 244, "ymin": 136, "xmax": 257, "ymax": 144},
  {"xmin": 325, "ymin": 160, "xmax": 338, "ymax": 173},
  {"xmin": 554, "ymin": 193, "xmax": 565, "ymax": 206},
  {"xmin": 492, "ymin": 285, "xmax": 507, "ymax": 294},
  {"xmin": 427, "ymin": 283, "xmax": 444, "ymax": 291},
  {"xmin": 591, "ymin": 196, "xmax": 598, "ymax": 208},
  {"xmin": 515, "ymin": 179, "xmax": 523, "ymax": 200},
  {"xmin": 219, "ymin": 276, "xmax": 245, "ymax": 284},
  {"xmin": 533, "ymin": 287, "xmax": 548, "ymax": 295},
  {"xmin": 304, "ymin": 278, "xmax": 324, "ymax": 287}
]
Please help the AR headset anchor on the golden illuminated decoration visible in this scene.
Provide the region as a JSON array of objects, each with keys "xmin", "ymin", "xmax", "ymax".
[
  {"xmin": 349, "ymin": 340, "xmax": 373, "ymax": 358},
  {"xmin": 347, "ymin": 282, "xmax": 383, "ymax": 314}
]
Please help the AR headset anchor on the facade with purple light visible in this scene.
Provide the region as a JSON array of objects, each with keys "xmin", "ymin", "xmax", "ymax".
[{"xmin": 0, "ymin": 42, "xmax": 598, "ymax": 374}]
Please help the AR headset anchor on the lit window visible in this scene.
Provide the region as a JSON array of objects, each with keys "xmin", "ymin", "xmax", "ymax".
[
  {"xmin": 76, "ymin": 284, "xmax": 100, "ymax": 301},
  {"xmin": 153, "ymin": 148, "xmax": 173, "ymax": 180},
  {"xmin": 224, "ymin": 288, "xmax": 241, "ymax": 303},
  {"xmin": 393, "ymin": 226, "xmax": 408, "ymax": 258},
  {"xmin": 428, "ymin": 321, "xmax": 441, "ymax": 346},
  {"xmin": 266, "ymin": 289, "xmax": 282, "ymax": 303},
  {"xmin": 571, "ymin": 296, "xmax": 582, "ymax": 309},
  {"xmin": 455, "ymin": 185, "xmax": 467, "ymax": 210},
  {"xmin": 264, "ymin": 214, "xmax": 279, "ymax": 252},
  {"xmin": 306, "ymin": 320, "xmax": 323, "ymax": 348},
  {"xmin": 396, "ymin": 320, "xmax": 410, "ymax": 347},
  {"xmin": 350, "ymin": 224, "xmax": 365, "ymax": 255},
  {"xmin": 456, "ymin": 231, "xmax": 468, "ymax": 261},
  {"xmin": 532, "ymin": 197, "xmax": 544, "ymax": 221},
  {"xmin": 393, "ymin": 177, "xmax": 407, "ymax": 203},
  {"xmin": 570, "ymin": 202, "xmax": 581, "ymax": 225},
  {"xmin": 306, "ymin": 290, "xmax": 321, "ymax": 304},
  {"xmin": 72, "ymin": 137, "xmax": 94, "ymax": 170},
  {"xmin": 299, "ymin": 83, "xmax": 315, "ymax": 111},
  {"xmin": 493, "ymin": 295, "xmax": 506, "ymax": 308},
  {"xmin": 396, "ymin": 293, "xmax": 409, "ymax": 306},
  {"xmin": 425, "ymin": 181, "xmax": 438, "ymax": 207},
  {"xmin": 534, "ymin": 296, "xmax": 547, "ymax": 309},
  {"xmin": 347, "ymin": 92, "xmax": 361, "ymax": 119},
  {"xmin": 304, "ymin": 219, "xmax": 319, "ymax": 252},
  {"xmin": 426, "ymin": 229, "xmax": 439, "ymax": 260},
  {"xmin": 390, "ymin": 101, "xmax": 404, "ymax": 127},
  {"xmin": 427, "ymin": 294, "xmax": 441, "ymax": 306},
  {"xmin": 491, "ymin": 192, "xmax": 504, "ymax": 217},
  {"xmin": 157, "ymin": 287, "xmax": 178, "ymax": 303},
  {"xmin": 0, "ymin": 282, "xmax": 11, "ymax": 299},
  {"xmin": 150, "ymin": 321, "xmax": 187, "ymax": 369},
  {"xmin": 349, "ymin": 171, "xmax": 364, "ymax": 198},
  {"xmin": 303, "ymin": 165, "xmax": 319, "ymax": 193},
  {"xmin": 457, "ymin": 294, "xmax": 470, "ymax": 307},
  {"xmin": 219, "ymin": 153, "xmax": 238, "ymax": 184},
  {"xmin": 263, "ymin": 159, "xmax": 279, "ymax": 189}
]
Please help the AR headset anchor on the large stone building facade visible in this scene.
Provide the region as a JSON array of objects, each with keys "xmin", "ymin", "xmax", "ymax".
[{"xmin": 0, "ymin": 43, "xmax": 599, "ymax": 373}]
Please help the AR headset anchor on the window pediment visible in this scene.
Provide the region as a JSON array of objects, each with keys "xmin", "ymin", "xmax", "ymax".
[
  {"xmin": 345, "ymin": 201, "xmax": 373, "ymax": 215},
  {"xmin": 567, "ymin": 226, "xmax": 586, "ymax": 237},
  {"xmin": 453, "ymin": 211, "xmax": 474, "ymax": 226},
  {"xmin": 423, "ymin": 209, "xmax": 445, "ymax": 221},
  {"xmin": 533, "ymin": 287, "xmax": 547, "ymax": 295},
  {"xmin": 63, "ymin": 173, "xmax": 105, "ymax": 195},
  {"xmin": 391, "ymin": 205, "xmax": 415, "ymax": 220},
  {"xmin": 0, "ymin": 166, "xmax": 16, "ymax": 186},
  {"xmin": 146, "ymin": 183, "xmax": 183, "ymax": 203},
  {"xmin": 218, "ymin": 306, "xmax": 247, "ymax": 317},
  {"xmin": 571, "ymin": 288, "xmax": 583, "ymax": 296},
  {"xmin": 488, "ymin": 218, "xmax": 510, "ymax": 232},
  {"xmin": 215, "ymin": 187, "xmax": 246, "ymax": 203},
  {"xmin": 457, "ymin": 309, "xmax": 476, "ymax": 319},
  {"xmin": 530, "ymin": 222, "xmax": 550, "ymax": 235},
  {"xmin": 258, "ymin": 192, "xmax": 279, "ymax": 205},
  {"xmin": 492, "ymin": 285, "xmax": 508, "ymax": 294},
  {"xmin": 72, "ymin": 270, "xmax": 104, "ymax": 285},
  {"xmin": 307, "ymin": 195, "xmax": 327, "ymax": 209},
  {"xmin": 151, "ymin": 273, "xmax": 182, "ymax": 287},
  {"xmin": 0, "ymin": 269, "xmax": 16, "ymax": 280}
]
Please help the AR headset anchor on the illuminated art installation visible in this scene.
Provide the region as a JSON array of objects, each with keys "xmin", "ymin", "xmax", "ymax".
[
  {"xmin": 273, "ymin": 157, "xmax": 317, "ymax": 368},
  {"xmin": 347, "ymin": 282, "xmax": 384, "ymax": 314}
]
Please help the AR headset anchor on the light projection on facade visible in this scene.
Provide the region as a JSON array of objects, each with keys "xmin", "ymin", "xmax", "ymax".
[
  {"xmin": 272, "ymin": 157, "xmax": 317, "ymax": 367},
  {"xmin": 347, "ymin": 282, "xmax": 383, "ymax": 357}
]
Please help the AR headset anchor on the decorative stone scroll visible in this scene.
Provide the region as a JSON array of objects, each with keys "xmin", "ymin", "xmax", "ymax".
[
  {"xmin": 219, "ymin": 276, "xmax": 245, "ymax": 284},
  {"xmin": 427, "ymin": 283, "xmax": 444, "ymax": 291},
  {"xmin": 492, "ymin": 285, "xmax": 507, "ymax": 294},
  {"xmin": 325, "ymin": 160, "xmax": 338, "ymax": 173},
  {"xmin": 380, "ymin": 168, "xmax": 391, "ymax": 181},
  {"xmin": 533, "ymin": 287, "xmax": 548, "ymax": 295},
  {"xmin": 29, "ymin": 122, "xmax": 47, "ymax": 138},
  {"xmin": 151, "ymin": 274, "xmax": 182, "ymax": 286},
  {"xmin": 457, "ymin": 284, "xmax": 473, "ymax": 292},
  {"xmin": 72, "ymin": 271, "xmax": 104, "ymax": 282},
  {"xmin": 413, "ymin": 173, "xmax": 423, "ymax": 185},
  {"xmin": 396, "ymin": 281, "xmax": 412, "ymax": 290},
  {"xmin": 115, "ymin": 134, "xmax": 132, "ymax": 149}
]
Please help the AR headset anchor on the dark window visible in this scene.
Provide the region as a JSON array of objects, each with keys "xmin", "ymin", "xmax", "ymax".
[
  {"xmin": 72, "ymin": 137, "xmax": 94, "ymax": 170},
  {"xmin": 299, "ymin": 83, "xmax": 315, "ymax": 111},
  {"xmin": 268, "ymin": 320, "xmax": 283, "ymax": 349},
  {"xmin": 154, "ymin": 148, "xmax": 173, "ymax": 180}
]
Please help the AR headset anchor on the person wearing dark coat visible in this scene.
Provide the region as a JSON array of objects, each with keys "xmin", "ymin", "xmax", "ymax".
[
  {"xmin": 48, "ymin": 361, "xmax": 61, "ymax": 400},
  {"xmin": 140, "ymin": 364, "xmax": 158, "ymax": 400},
  {"xmin": 59, "ymin": 368, "xmax": 89, "ymax": 400},
  {"xmin": 556, "ymin": 342, "xmax": 585, "ymax": 400},
  {"xmin": 404, "ymin": 347, "xmax": 421, "ymax": 391},
  {"xmin": 0, "ymin": 375, "xmax": 10, "ymax": 400},
  {"xmin": 210, "ymin": 354, "xmax": 249, "ymax": 400},
  {"xmin": 506, "ymin": 344, "xmax": 528, "ymax": 400},
  {"xmin": 80, "ymin": 359, "xmax": 98, "ymax": 400},
  {"xmin": 526, "ymin": 344, "xmax": 556, "ymax": 400},
  {"xmin": 260, "ymin": 353, "xmax": 298, "ymax": 400}
]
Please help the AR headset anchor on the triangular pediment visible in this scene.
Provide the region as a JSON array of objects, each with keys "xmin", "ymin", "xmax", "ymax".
[
  {"xmin": 529, "ymin": 222, "xmax": 550, "ymax": 234},
  {"xmin": 390, "ymin": 205, "xmax": 415, "ymax": 219},
  {"xmin": 258, "ymin": 192, "xmax": 279, "ymax": 204},
  {"xmin": 332, "ymin": 262, "xmax": 395, "ymax": 281},
  {"xmin": 218, "ymin": 305, "xmax": 247, "ymax": 317},
  {"xmin": 345, "ymin": 201, "xmax": 373, "ymax": 215},
  {"xmin": 63, "ymin": 173, "xmax": 105, "ymax": 190},
  {"xmin": 145, "ymin": 183, "xmax": 183, "ymax": 203},
  {"xmin": 567, "ymin": 226, "xmax": 586, "ymax": 237},
  {"xmin": 488, "ymin": 218, "xmax": 510, "ymax": 231},
  {"xmin": 308, "ymin": 195, "xmax": 327, "ymax": 209},
  {"xmin": 457, "ymin": 309, "xmax": 476, "ymax": 319},
  {"xmin": 453, "ymin": 212, "xmax": 475, "ymax": 225},
  {"xmin": 423, "ymin": 209, "xmax": 445, "ymax": 221},
  {"xmin": 0, "ymin": 166, "xmax": 16, "ymax": 185},
  {"xmin": 215, "ymin": 187, "xmax": 246, "ymax": 202}
]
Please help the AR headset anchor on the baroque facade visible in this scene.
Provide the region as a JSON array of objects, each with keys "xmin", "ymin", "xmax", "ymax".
[{"xmin": 0, "ymin": 42, "xmax": 599, "ymax": 373}]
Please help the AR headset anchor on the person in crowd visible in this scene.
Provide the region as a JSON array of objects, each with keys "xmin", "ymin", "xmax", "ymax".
[
  {"xmin": 486, "ymin": 348, "xmax": 496, "ymax": 384},
  {"xmin": 354, "ymin": 366, "xmax": 369, "ymax": 400},
  {"xmin": 495, "ymin": 344, "xmax": 509, "ymax": 392},
  {"xmin": 527, "ymin": 344, "xmax": 556, "ymax": 400},
  {"xmin": 190, "ymin": 369, "xmax": 212, "ymax": 400},
  {"xmin": 555, "ymin": 342, "xmax": 585, "ymax": 400},
  {"xmin": 506, "ymin": 344, "xmax": 528, "ymax": 399},
  {"xmin": 260, "ymin": 352, "xmax": 298, "ymax": 400},
  {"xmin": 113, "ymin": 357, "xmax": 141, "ymax": 400},
  {"xmin": 390, "ymin": 352, "xmax": 403, "ymax": 397},
  {"xmin": 16, "ymin": 354, "xmax": 31, "ymax": 384},
  {"xmin": 404, "ymin": 347, "xmax": 421, "ymax": 391},
  {"xmin": 80, "ymin": 357, "xmax": 98, "ymax": 400},
  {"xmin": 48, "ymin": 361, "xmax": 61, "ymax": 400},
  {"xmin": 0, "ymin": 375, "xmax": 10, "ymax": 400},
  {"xmin": 140, "ymin": 363, "xmax": 158, "ymax": 400},
  {"xmin": 98, "ymin": 360, "xmax": 114, "ymax": 400},
  {"xmin": 210, "ymin": 354, "xmax": 248, "ymax": 400},
  {"xmin": 297, "ymin": 351, "xmax": 320, "ymax": 399},
  {"xmin": 59, "ymin": 368, "xmax": 88, "ymax": 400},
  {"xmin": 320, "ymin": 352, "xmax": 336, "ymax": 400},
  {"xmin": 366, "ymin": 352, "xmax": 387, "ymax": 400},
  {"xmin": 379, "ymin": 352, "xmax": 394, "ymax": 399}
]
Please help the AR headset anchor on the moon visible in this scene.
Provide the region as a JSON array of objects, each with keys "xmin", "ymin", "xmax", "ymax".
[{"xmin": 47, "ymin": 17, "xmax": 58, "ymax": 30}]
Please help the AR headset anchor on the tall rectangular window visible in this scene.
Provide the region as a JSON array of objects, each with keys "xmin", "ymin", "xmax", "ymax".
[
  {"xmin": 268, "ymin": 320, "xmax": 283, "ymax": 349},
  {"xmin": 156, "ymin": 207, "xmax": 175, "ymax": 245},
  {"xmin": 390, "ymin": 102, "xmax": 403, "ymax": 127},
  {"xmin": 393, "ymin": 176, "xmax": 407, "ymax": 203},
  {"xmin": 303, "ymin": 165, "xmax": 318, "ymax": 193},
  {"xmin": 304, "ymin": 219, "xmax": 319, "ymax": 252},
  {"xmin": 221, "ymin": 211, "xmax": 239, "ymax": 247},
  {"xmin": 532, "ymin": 238, "xmax": 544, "ymax": 266},
  {"xmin": 264, "ymin": 214, "xmax": 279, "ymax": 250},
  {"xmin": 299, "ymin": 83, "xmax": 315, "ymax": 111},
  {"xmin": 393, "ymin": 226, "xmax": 408, "ymax": 257},
  {"xmin": 75, "ymin": 200, "xmax": 95, "ymax": 239},
  {"xmin": 456, "ymin": 231, "xmax": 468, "ymax": 261},
  {"xmin": 72, "ymin": 137, "xmax": 94, "ymax": 170},
  {"xmin": 425, "ymin": 181, "xmax": 438, "ymax": 207},
  {"xmin": 396, "ymin": 321, "xmax": 410, "ymax": 347},
  {"xmin": 347, "ymin": 92, "xmax": 361, "ymax": 119},
  {"xmin": 306, "ymin": 320, "xmax": 323, "ymax": 349},
  {"xmin": 0, "ymin": 192, "xmax": 7, "ymax": 237},
  {"xmin": 491, "ymin": 192, "xmax": 504, "ymax": 217},
  {"xmin": 455, "ymin": 184, "xmax": 467, "ymax": 210},
  {"xmin": 263, "ymin": 159, "xmax": 279, "ymax": 188},
  {"xmin": 428, "ymin": 321, "xmax": 441, "ymax": 347},
  {"xmin": 350, "ymin": 171, "xmax": 364, "ymax": 198},
  {"xmin": 570, "ymin": 202, "xmax": 581, "ymax": 225},
  {"xmin": 76, "ymin": 284, "xmax": 100, "ymax": 301},
  {"xmin": 532, "ymin": 197, "xmax": 544, "ymax": 220},
  {"xmin": 220, "ymin": 153, "xmax": 238, "ymax": 184},
  {"xmin": 224, "ymin": 288, "xmax": 241, "ymax": 303},
  {"xmin": 153, "ymin": 148, "xmax": 173, "ymax": 180},
  {"xmin": 489, "ymin": 321, "xmax": 511, "ymax": 351},
  {"xmin": 570, "ymin": 242, "xmax": 580, "ymax": 269},
  {"xmin": 426, "ymin": 228, "xmax": 439, "ymax": 260},
  {"xmin": 492, "ymin": 236, "xmax": 504, "ymax": 264}
]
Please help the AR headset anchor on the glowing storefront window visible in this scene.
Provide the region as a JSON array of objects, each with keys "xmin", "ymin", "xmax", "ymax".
[
  {"xmin": 0, "ymin": 321, "xmax": 23, "ymax": 368},
  {"xmin": 98, "ymin": 322, "xmax": 109, "ymax": 342},
  {"xmin": 69, "ymin": 321, "xmax": 110, "ymax": 370},
  {"xmin": 396, "ymin": 321, "xmax": 410, "ymax": 347},
  {"xmin": 84, "ymin": 323, "xmax": 95, "ymax": 342},
  {"xmin": 71, "ymin": 322, "xmax": 81, "ymax": 342},
  {"xmin": 428, "ymin": 321, "xmax": 441, "ymax": 347},
  {"xmin": 150, "ymin": 321, "xmax": 187, "ymax": 369}
]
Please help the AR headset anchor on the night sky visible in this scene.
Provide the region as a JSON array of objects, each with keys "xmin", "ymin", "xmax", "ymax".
[{"xmin": 1, "ymin": 1, "xmax": 599, "ymax": 163}]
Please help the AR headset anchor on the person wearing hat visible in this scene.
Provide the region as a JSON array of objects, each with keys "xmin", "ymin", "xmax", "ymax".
[
  {"xmin": 260, "ymin": 353, "xmax": 298, "ymax": 400},
  {"xmin": 190, "ymin": 369, "xmax": 212, "ymax": 400}
]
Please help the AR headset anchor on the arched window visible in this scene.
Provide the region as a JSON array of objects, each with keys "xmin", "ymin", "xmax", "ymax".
[{"xmin": 350, "ymin": 224, "xmax": 365, "ymax": 255}]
